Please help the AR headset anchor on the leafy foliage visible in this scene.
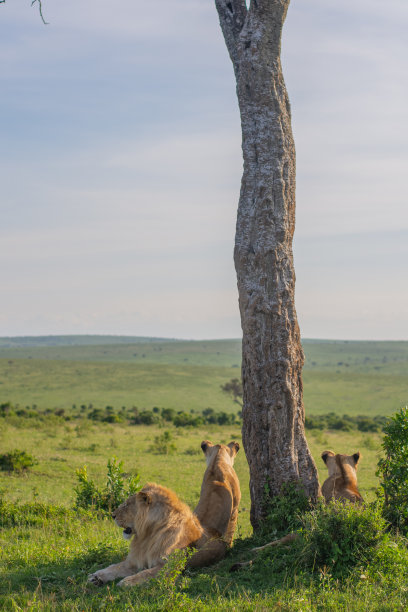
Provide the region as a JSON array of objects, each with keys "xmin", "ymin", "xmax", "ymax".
[
  {"xmin": 0, "ymin": 449, "xmax": 37, "ymax": 472},
  {"xmin": 260, "ymin": 481, "xmax": 312, "ymax": 538},
  {"xmin": 149, "ymin": 430, "xmax": 177, "ymax": 455},
  {"xmin": 377, "ymin": 407, "xmax": 408, "ymax": 534},
  {"xmin": 305, "ymin": 412, "xmax": 387, "ymax": 432},
  {"xmin": 299, "ymin": 500, "xmax": 388, "ymax": 578},
  {"xmin": 74, "ymin": 457, "xmax": 141, "ymax": 513},
  {"xmin": 147, "ymin": 549, "xmax": 194, "ymax": 608}
]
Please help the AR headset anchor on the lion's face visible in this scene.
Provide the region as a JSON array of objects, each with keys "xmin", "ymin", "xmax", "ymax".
[
  {"xmin": 201, "ymin": 440, "xmax": 240, "ymax": 467},
  {"xmin": 112, "ymin": 490, "xmax": 152, "ymax": 541},
  {"xmin": 112, "ymin": 483, "xmax": 188, "ymax": 542}
]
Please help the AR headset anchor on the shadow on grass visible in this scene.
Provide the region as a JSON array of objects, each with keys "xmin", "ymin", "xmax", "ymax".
[{"xmin": 1, "ymin": 543, "xmax": 123, "ymax": 599}]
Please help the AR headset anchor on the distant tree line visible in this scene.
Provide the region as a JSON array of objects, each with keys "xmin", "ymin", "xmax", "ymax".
[
  {"xmin": 0, "ymin": 402, "xmax": 241, "ymax": 427},
  {"xmin": 0, "ymin": 401, "xmax": 389, "ymax": 432},
  {"xmin": 305, "ymin": 413, "xmax": 388, "ymax": 433}
]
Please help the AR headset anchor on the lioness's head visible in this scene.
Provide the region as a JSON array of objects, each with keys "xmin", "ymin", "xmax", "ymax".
[
  {"xmin": 112, "ymin": 483, "xmax": 180, "ymax": 541},
  {"xmin": 321, "ymin": 450, "xmax": 361, "ymax": 477},
  {"xmin": 201, "ymin": 440, "xmax": 240, "ymax": 467}
]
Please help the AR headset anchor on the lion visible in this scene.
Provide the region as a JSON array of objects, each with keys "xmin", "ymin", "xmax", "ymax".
[
  {"xmin": 321, "ymin": 450, "xmax": 363, "ymax": 504},
  {"xmin": 88, "ymin": 482, "xmax": 204, "ymax": 587},
  {"xmin": 188, "ymin": 440, "xmax": 241, "ymax": 568}
]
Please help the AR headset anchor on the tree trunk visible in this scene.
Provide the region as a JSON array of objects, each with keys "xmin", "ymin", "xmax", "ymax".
[{"xmin": 215, "ymin": 0, "xmax": 320, "ymax": 528}]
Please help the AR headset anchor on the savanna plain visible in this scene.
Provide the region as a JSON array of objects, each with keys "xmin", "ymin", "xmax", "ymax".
[{"xmin": 1, "ymin": 337, "xmax": 407, "ymax": 611}]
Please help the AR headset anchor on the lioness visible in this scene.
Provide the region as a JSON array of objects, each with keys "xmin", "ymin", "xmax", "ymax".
[
  {"xmin": 88, "ymin": 482, "xmax": 204, "ymax": 587},
  {"xmin": 230, "ymin": 450, "xmax": 363, "ymax": 571},
  {"xmin": 188, "ymin": 440, "xmax": 241, "ymax": 568},
  {"xmin": 321, "ymin": 450, "xmax": 363, "ymax": 503}
]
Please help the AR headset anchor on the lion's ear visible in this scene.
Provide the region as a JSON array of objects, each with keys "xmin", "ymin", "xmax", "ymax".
[
  {"xmin": 138, "ymin": 491, "xmax": 152, "ymax": 505},
  {"xmin": 228, "ymin": 441, "xmax": 240, "ymax": 455},
  {"xmin": 353, "ymin": 452, "xmax": 361, "ymax": 466}
]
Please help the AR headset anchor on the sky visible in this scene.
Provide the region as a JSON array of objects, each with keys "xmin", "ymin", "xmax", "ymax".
[{"xmin": 1, "ymin": 0, "xmax": 407, "ymax": 340}]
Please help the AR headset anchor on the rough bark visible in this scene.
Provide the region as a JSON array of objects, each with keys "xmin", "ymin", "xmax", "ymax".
[{"xmin": 215, "ymin": 0, "xmax": 320, "ymax": 528}]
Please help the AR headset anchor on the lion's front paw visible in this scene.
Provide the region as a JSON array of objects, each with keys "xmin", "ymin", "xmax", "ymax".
[{"xmin": 88, "ymin": 572, "xmax": 106, "ymax": 586}]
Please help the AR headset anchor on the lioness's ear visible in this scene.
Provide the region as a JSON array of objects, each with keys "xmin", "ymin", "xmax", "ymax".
[
  {"xmin": 228, "ymin": 441, "xmax": 240, "ymax": 454},
  {"xmin": 201, "ymin": 440, "xmax": 211, "ymax": 453},
  {"xmin": 353, "ymin": 452, "xmax": 361, "ymax": 466},
  {"xmin": 321, "ymin": 451, "xmax": 331, "ymax": 464},
  {"xmin": 138, "ymin": 491, "xmax": 152, "ymax": 505}
]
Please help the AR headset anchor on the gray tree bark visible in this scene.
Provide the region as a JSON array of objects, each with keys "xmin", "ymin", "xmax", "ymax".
[{"xmin": 215, "ymin": 0, "xmax": 320, "ymax": 528}]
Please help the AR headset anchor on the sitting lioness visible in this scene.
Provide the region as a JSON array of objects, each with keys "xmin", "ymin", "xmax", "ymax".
[
  {"xmin": 188, "ymin": 440, "xmax": 241, "ymax": 568},
  {"xmin": 321, "ymin": 450, "xmax": 363, "ymax": 504},
  {"xmin": 88, "ymin": 482, "xmax": 204, "ymax": 587}
]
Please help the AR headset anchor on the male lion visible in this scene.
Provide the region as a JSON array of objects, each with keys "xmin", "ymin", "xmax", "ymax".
[
  {"xmin": 88, "ymin": 482, "xmax": 204, "ymax": 587},
  {"xmin": 188, "ymin": 440, "xmax": 241, "ymax": 568},
  {"xmin": 321, "ymin": 450, "xmax": 363, "ymax": 504}
]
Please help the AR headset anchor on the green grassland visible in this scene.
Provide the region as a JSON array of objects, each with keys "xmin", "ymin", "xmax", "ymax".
[
  {"xmin": 0, "ymin": 338, "xmax": 406, "ymax": 415},
  {"xmin": 0, "ymin": 420, "xmax": 384, "ymax": 530},
  {"xmin": 0, "ymin": 417, "xmax": 404, "ymax": 611},
  {"xmin": 1, "ymin": 336, "xmax": 408, "ymax": 610}
]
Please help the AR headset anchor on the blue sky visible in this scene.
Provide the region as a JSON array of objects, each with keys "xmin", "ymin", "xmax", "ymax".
[{"xmin": 1, "ymin": 0, "xmax": 407, "ymax": 340}]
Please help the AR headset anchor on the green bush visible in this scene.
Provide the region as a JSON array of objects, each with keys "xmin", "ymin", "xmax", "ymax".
[
  {"xmin": 260, "ymin": 482, "xmax": 312, "ymax": 538},
  {"xmin": 149, "ymin": 431, "xmax": 177, "ymax": 455},
  {"xmin": 132, "ymin": 410, "xmax": 160, "ymax": 425},
  {"xmin": 74, "ymin": 457, "xmax": 141, "ymax": 513},
  {"xmin": 299, "ymin": 500, "xmax": 387, "ymax": 578},
  {"xmin": 377, "ymin": 407, "xmax": 408, "ymax": 535},
  {"xmin": 0, "ymin": 449, "xmax": 37, "ymax": 472},
  {"xmin": 161, "ymin": 407, "xmax": 176, "ymax": 421},
  {"xmin": 0, "ymin": 402, "xmax": 14, "ymax": 417},
  {"xmin": 173, "ymin": 412, "xmax": 203, "ymax": 427}
]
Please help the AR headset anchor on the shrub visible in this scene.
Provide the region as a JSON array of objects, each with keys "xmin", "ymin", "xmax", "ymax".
[
  {"xmin": 173, "ymin": 412, "xmax": 203, "ymax": 427},
  {"xmin": 149, "ymin": 431, "xmax": 177, "ymax": 455},
  {"xmin": 87, "ymin": 408, "xmax": 104, "ymax": 421},
  {"xmin": 377, "ymin": 407, "xmax": 408, "ymax": 535},
  {"xmin": 0, "ymin": 402, "xmax": 14, "ymax": 417},
  {"xmin": 0, "ymin": 449, "xmax": 37, "ymax": 472},
  {"xmin": 260, "ymin": 482, "xmax": 312, "ymax": 538},
  {"xmin": 148, "ymin": 549, "xmax": 193, "ymax": 608},
  {"xmin": 299, "ymin": 500, "xmax": 387, "ymax": 578},
  {"xmin": 132, "ymin": 410, "xmax": 160, "ymax": 425},
  {"xmin": 161, "ymin": 408, "xmax": 176, "ymax": 422},
  {"xmin": 74, "ymin": 457, "xmax": 141, "ymax": 513}
]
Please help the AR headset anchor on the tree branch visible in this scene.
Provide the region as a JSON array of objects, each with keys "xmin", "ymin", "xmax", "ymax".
[
  {"xmin": 215, "ymin": 0, "xmax": 247, "ymax": 69},
  {"xmin": 32, "ymin": 0, "xmax": 48, "ymax": 25},
  {"xmin": 0, "ymin": 0, "xmax": 48, "ymax": 24}
]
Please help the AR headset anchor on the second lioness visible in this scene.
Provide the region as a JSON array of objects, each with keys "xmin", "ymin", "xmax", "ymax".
[
  {"xmin": 321, "ymin": 450, "xmax": 363, "ymax": 503},
  {"xmin": 188, "ymin": 440, "xmax": 241, "ymax": 568}
]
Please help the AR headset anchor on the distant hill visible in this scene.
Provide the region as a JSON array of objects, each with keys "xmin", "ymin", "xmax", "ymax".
[{"xmin": 0, "ymin": 335, "xmax": 179, "ymax": 348}]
